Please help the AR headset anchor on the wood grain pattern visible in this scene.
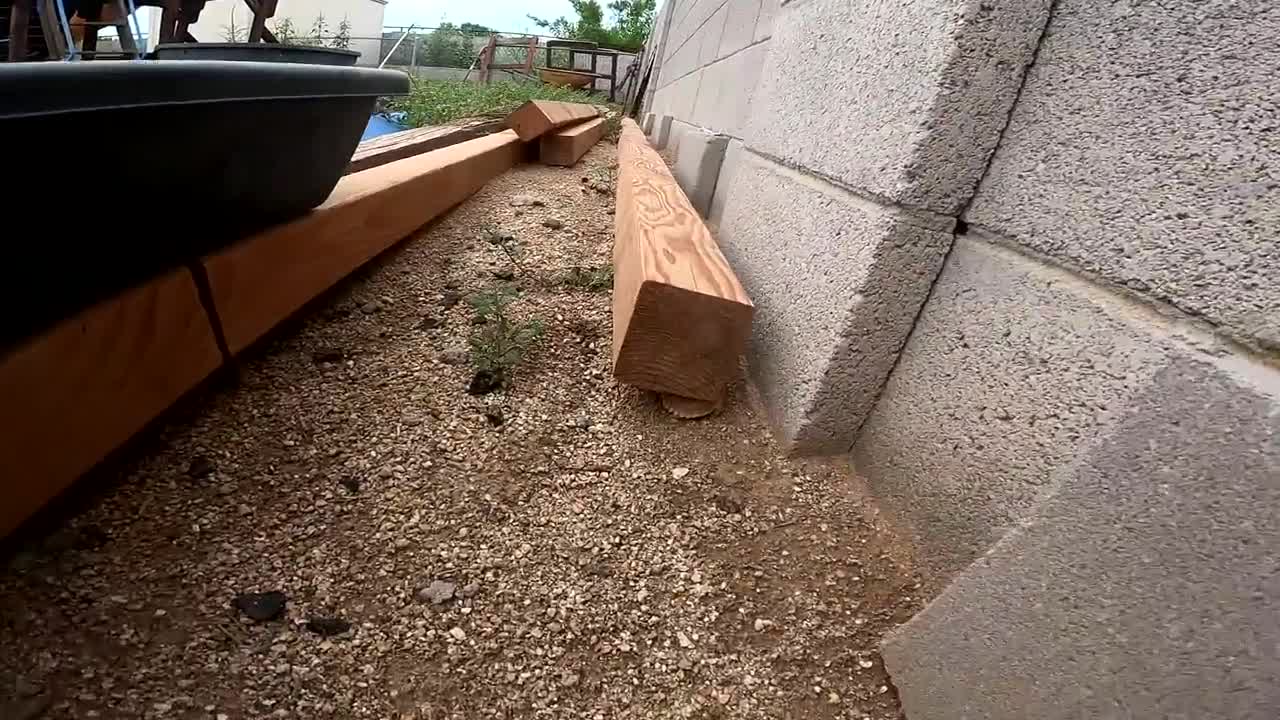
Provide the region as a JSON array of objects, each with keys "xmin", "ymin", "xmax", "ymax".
[
  {"xmin": 0, "ymin": 269, "xmax": 222, "ymax": 537},
  {"xmin": 612, "ymin": 118, "xmax": 753, "ymax": 402},
  {"xmin": 346, "ymin": 118, "xmax": 505, "ymax": 174},
  {"xmin": 206, "ymin": 130, "xmax": 525, "ymax": 354},
  {"xmin": 505, "ymin": 100, "xmax": 600, "ymax": 142},
  {"xmin": 539, "ymin": 117, "xmax": 608, "ymax": 167}
]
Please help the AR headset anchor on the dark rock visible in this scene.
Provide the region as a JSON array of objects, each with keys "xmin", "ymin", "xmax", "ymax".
[
  {"xmin": 712, "ymin": 492, "xmax": 745, "ymax": 515},
  {"xmin": 360, "ymin": 300, "xmax": 382, "ymax": 314},
  {"xmin": 460, "ymin": 581, "xmax": 481, "ymax": 598},
  {"xmin": 440, "ymin": 291, "xmax": 462, "ymax": 309},
  {"xmin": 491, "ymin": 269, "xmax": 515, "ymax": 281},
  {"xmin": 72, "ymin": 524, "xmax": 110, "ymax": 551},
  {"xmin": 339, "ymin": 477, "xmax": 360, "ymax": 494},
  {"xmin": 306, "ymin": 616, "xmax": 352, "ymax": 637},
  {"xmin": 467, "ymin": 370, "xmax": 505, "ymax": 396},
  {"xmin": 311, "ymin": 348, "xmax": 345, "ymax": 364},
  {"xmin": 417, "ymin": 580, "xmax": 457, "ymax": 605},
  {"xmin": 484, "ymin": 407, "xmax": 505, "ymax": 427},
  {"xmin": 542, "ymin": 218, "xmax": 565, "ymax": 230},
  {"xmin": 415, "ymin": 315, "xmax": 442, "ymax": 331},
  {"xmin": 233, "ymin": 591, "xmax": 287, "ymax": 622},
  {"xmin": 187, "ymin": 455, "xmax": 215, "ymax": 479},
  {"xmin": 573, "ymin": 416, "xmax": 593, "ymax": 429}
]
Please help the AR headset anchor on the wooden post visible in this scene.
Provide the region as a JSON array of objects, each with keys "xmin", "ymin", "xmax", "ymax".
[
  {"xmin": 8, "ymin": 0, "xmax": 31, "ymax": 61},
  {"xmin": 158, "ymin": 0, "xmax": 179, "ymax": 43},
  {"xmin": 246, "ymin": 0, "xmax": 276, "ymax": 42},
  {"xmin": 611, "ymin": 119, "xmax": 753, "ymax": 403}
]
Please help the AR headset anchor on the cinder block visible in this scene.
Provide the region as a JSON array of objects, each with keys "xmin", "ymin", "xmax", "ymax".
[
  {"xmin": 697, "ymin": 3, "xmax": 729, "ymax": 67},
  {"xmin": 716, "ymin": 151, "xmax": 953, "ymax": 453},
  {"xmin": 673, "ymin": 127, "xmax": 730, "ymax": 217},
  {"xmin": 965, "ymin": 0, "xmax": 1280, "ymax": 351},
  {"xmin": 690, "ymin": 41, "xmax": 769, "ymax": 137},
  {"xmin": 649, "ymin": 115, "xmax": 674, "ymax": 149},
  {"xmin": 746, "ymin": 0, "xmax": 1051, "ymax": 214},
  {"xmin": 708, "ymin": 139, "xmax": 744, "ymax": 226},
  {"xmin": 852, "ymin": 236, "xmax": 1171, "ymax": 579},
  {"xmin": 641, "ymin": 113, "xmax": 655, "ymax": 134},
  {"xmin": 717, "ymin": 0, "xmax": 760, "ymax": 59},
  {"xmin": 753, "ymin": 0, "xmax": 778, "ymax": 42},
  {"xmin": 883, "ymin": 353, "xmax": 1280, "ymax": 720}
]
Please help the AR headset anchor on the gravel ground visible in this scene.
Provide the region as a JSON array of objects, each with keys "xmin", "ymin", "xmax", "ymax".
[{"xmin": 1, "ymin": 142, "xmax": 923, "ymax": 720}]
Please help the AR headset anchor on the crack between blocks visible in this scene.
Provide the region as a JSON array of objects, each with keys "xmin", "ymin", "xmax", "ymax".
[{"xmin": 843, "ymin": 0, "xmax": 1061, "ymax": 452}]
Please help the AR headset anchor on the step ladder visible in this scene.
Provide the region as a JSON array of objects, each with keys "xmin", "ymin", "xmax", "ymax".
[{"xmin": 49, "ymin": 0, "xmax": 145, "ymax": 60}]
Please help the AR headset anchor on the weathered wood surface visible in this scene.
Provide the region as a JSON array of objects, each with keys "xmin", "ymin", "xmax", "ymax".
[
  {"xmin": 0, "ymin": 269, "xmax": 222, "ymax": 537},
  {"xmin": 539, "ymin": 116, "xmax": 608, "ymax": 167},
  {"xmin": 611, "ymin": 118, "xmax": 753, "ymax": 402},
  {"xmin": 505, "ymin": 100, "xmax": 599, "ymax": 142},
  {"xmin": 206, "ymin": 130, "xmax": 525, "ymax": 354},
  {"xmin": 346, "ymin": 118, "xmax": 506, "ymax": 174}
]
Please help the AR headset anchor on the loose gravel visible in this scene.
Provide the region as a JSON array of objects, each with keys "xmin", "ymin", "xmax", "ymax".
[{"xmin": 1, "ymin": 142, "xmax": 922, "ymax": 720}]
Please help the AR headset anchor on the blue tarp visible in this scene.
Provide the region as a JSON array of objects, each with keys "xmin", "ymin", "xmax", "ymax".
[{"xmin": 362, "ymin": 113, "xmax": 407, "ymax": 141}]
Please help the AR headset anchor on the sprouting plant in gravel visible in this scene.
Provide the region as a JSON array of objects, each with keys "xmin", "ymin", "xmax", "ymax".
[
  {"xmin": 584, "ymin": 162, "xmax": 618, "ymax": 194},
  {"xmin": 563, "ymin": 264, "xmax": 614, "ymax": 291},
  {"xmin": 602, "ymin": 113, "xmax": 622, "ymax": 144},
  {"xmin": 467, "ymin": 285, "xmax": 544, "ymax": 392},
  {"xmin": 483, "ymin": 226, "xmax": 525, "ymax": 273}
]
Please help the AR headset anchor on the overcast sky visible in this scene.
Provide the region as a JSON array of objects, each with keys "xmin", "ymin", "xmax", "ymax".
[{"xmin": 383, "ymin": 0, "xmax": 580, "ymax": 34}]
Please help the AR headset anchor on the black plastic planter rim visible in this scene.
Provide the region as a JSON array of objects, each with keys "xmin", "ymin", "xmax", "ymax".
[{"xmin": 1, "ymin": 60, "xmax": 410, "ymax": 119}]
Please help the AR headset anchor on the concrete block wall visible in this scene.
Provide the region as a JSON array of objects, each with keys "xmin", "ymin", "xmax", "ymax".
[{"xmin": 644, "ymin": 0, "xmax": 1280, "ymax": 717}]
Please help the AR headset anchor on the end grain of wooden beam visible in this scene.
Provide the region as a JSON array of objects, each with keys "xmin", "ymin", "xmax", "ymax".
[
  {"xmin": 539, "ymin": 117, "xmax": 608, "ymax": 167},
  {"xmin": 611, "ymin": 118, "xmax": 753, "ymax": 403},
  {"xmin": 505, "ymin": 100, "xmax": 600, "ymax": 142},
  {"xmin": 0, "ymin": 269, "xmax": 223, "ymax": 537},
  {"xmin": 205, "ymin": 130, "xmax": 525, "ymax": 354}
]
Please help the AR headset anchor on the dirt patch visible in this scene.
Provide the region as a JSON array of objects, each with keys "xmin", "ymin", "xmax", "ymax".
[{"xmin": 0, "ymin": 142, "xmax": 922, "ymax": 719}]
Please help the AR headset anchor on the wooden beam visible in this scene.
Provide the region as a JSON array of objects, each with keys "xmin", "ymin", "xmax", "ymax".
[
  {"xmin": 611, "ymin": 118, "xmax": 753, "ymax": 403},
  {"xmin": 539, "ymin": 116, "xmax": 607, "ymax": 167},
  {"xmin": 0, "ymin": 269, "xmax": 222, "ymax": 537},
  {"xmin": 346, "ymin": 118, "xmax": 505, "ymax": 174},
  {"xmin": 505, "ymin": 100, "xmax": 600, "ymax": 142},
  {"xmin": 205, "ymin": 130, "xmax": 526, "ymax": 354},
  {"xmin": 8, "ymin": 0, "xmax": 32, "ymax": 61}
]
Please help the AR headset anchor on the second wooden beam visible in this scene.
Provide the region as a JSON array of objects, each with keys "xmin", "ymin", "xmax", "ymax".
[{"xmin": 539, "ymin": 116, "xmax": 608, "ymax": 167}]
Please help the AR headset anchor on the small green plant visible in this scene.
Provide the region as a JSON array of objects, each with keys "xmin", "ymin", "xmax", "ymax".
[
  {"xmin": 271, "ymin": 17, "xmax": 299, "ymax": 45},
  {"xmin": 483, "ymin": 226, "xmax": 525, "ymax": 274},
  {"xmin": 331, "ymin": 17, "xmax": 352, "ymax": 50},
  {"xmin": 563, "ymin": 265, "xmax": 613, "ymax": 291},
  {"xmin": 601, "ymin": 113, "xmax": 622, "ymax": 144},
  {"xmin": 467, "ymin": 285, "xmax": 544, "ymax": 385},
  {"xmin": 309, "ymin": 12, "xmax": 329, "ymax": 45},
  {"xmin": 584, "ymin": 162, "xmax": 617, "ymax": 194}
]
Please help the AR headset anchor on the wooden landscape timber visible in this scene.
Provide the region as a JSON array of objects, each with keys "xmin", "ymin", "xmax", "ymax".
[
  {"xmin": 0, "ymin": 269, "xmax": 223, "ymax": 537},
  {"xmin": 206, "ymin": 130, "xmax": 526, "ymax": 354},
  {"xmin": 611, "ymin": 118, "xmax": 753, "ymax": 404},
  {"xmin": 346, "ymin": 118, "xmax": 506, "ymax": 174},
  {"xmin": 540, "ymin": 117, "xmax": 609, "ymax": 167},
  {"xmin": 505, "ymin": 100, "xmax": 600, "ymax": 141}
]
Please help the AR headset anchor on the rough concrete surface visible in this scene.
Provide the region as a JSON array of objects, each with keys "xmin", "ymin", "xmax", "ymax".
[
  {"xmin": 696, "ymin": 2, "xmax": 729, "ymax": 67},
  {"xmin": 852, "ymin": 235, "xmax": 1176, "ymax": 581},
  {"xmin": 672, "ymin": 126, "xmax": 730, "ymax": 217},
  {"xmin": 641, "ymin": 112, "xmax": 655, "ymax": 134},
  {"xmin": 716, "ymin": 150, "xmax": 953, "ymax": 454},
  {"xmin": 747, "ymin": 0, "xmax": 1050, "ymax": 214},
  {"xmin": 965, "ymin": 0, "xmax": 1280, "ymax": 351},
  {"xmin": 883, "ymin": 354, "xmax": 1280, "ymax": 720},
  {"xmin": 689, "ymin": 41, "xmax": 770, "ymax": 139}
]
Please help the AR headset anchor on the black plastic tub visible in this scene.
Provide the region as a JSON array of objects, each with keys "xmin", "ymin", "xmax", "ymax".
[
  {"xmin": 1, "ymin": 60, "xmax": 409, "ymax": 351},
  {"xmin": 155, "ymin": 42, "xmax": 360, "ymax": 66}
]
